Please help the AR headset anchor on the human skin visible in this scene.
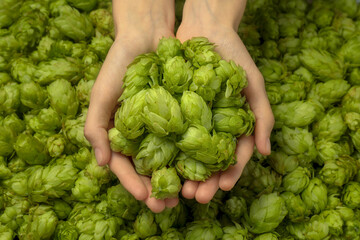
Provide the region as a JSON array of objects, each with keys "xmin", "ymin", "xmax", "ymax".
[{"xmin": 85, "ymin": 0, "xmax": 274, "ymax": 212}]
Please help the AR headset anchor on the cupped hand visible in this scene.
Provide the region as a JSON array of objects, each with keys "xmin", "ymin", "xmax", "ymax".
[
  {"xmin": 176, "ymin": 1, "xmax": 274, "ymax": 203},
  {"xmin": 84, "ymin": 0, "xmax": 178, "ymax": 213}
]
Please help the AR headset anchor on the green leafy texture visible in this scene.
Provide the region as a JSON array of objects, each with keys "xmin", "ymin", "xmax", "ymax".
[
  {"xmin": 49, "ymin": 40, "xmax": 86, "ymax": 59},
  {"xmin": 17, "ymin": 205, "xmax": 58, "ymax": 240},
  {"xmin": 278, "ymin": 13, "xmax": 304, "ymax": 37},
  {"xmin": 222, "ymin": 223, "xmax": 248, "ymax": 240},
  {"xmin": 155, "ymin": 203, "xmax": 186, "ymax": 232},
  {"xmin": 312, "ymin": 108, "xmax": 347, "ymax": 142},
  {"xmin": 342, "ymin": 181, "xmax": 360, "ymax": 209},
  {"xmin": 89, "ymin": 8, "xmax": 114, "ymax": 37},
  {"xmin": 292, "ymin": 67, "xmax": 314, "ymax": 91},
  {"xmin": 278, "ymin": 37, "xmax": 301, "ymax": 55},
  {"xmin": 2, "ymin": 113, "xmax": 25, "ymax": 135},
  {"xmin": 71, "ymin": 170, "xmax": 100, "ymax": 203},
  {"xmin": 281, "ymin": 192, "xmax": 310, "ymax": 223},
  {"xmin": 350, "ymin": 128, "xmax": 360, "ymax": 151},
  {"xmin": 0, "ymin": 0, "xmax": 22, "ymax": 28},
  {"xmin": 48, "ymin": 79, "xmax": 79, "ymax": 118},
  {"xmin": 54, "ymin": 221, "xmax": 79, "ymax": 240},
  {"xmin": 258, "ymin": 59, "xmax": 286, "ymax": 83},
  {"xmin": 221, "ymin": 196, "xmax": 247, "ymax": 220},
  {"xmin": 71, "ymin": 147, "xmax": 91, "ymax": 170},
  {"xmin": 274, "ymin": 126, "xmax": 317, "ymax": 164},
  {"xmin": 120, "ymin": 53, "xmax": 160, "ymax": 101},
  {"xmin": 161, "ymin": 228, "xmax": 184, "ymax": 240},
  {"xmin": 260, "ymin": 40, "xmax": 280, "ymax": 59},
  {"xmin": 185, "ymin": 220, "xmax": 223, "ymax": 240},
  {"xmin": 108, "ymin": 128, "xmax": 141, "ymax": 157},
  {"xmin": 63, "ymin": 109, "xmax": 90, "ymax": 148},
  {"xmin": 318, "ymin": 27, "xmax": 343, "ymax": 53},
  {"xmin": 301, "ymin": 178, "xmax": 328, "ymax": 214},
  {"xmin": 175, "ymin": 152, "xmax": 212, "ymax": 181},
  {"xmin": 0, "ymin": 225, "xmax": 14, "ymax": 240},
  {"xmin": 0, "ymin": 72, "xmax": 12, "ymax": 86},
  {"xmin": 162, "ymin": 56, "xmax": 193, "ymax": 94},
  {"xmin": 0, "ymin": 82, "xmax": 20, "ymax": 115},
  {"xmin": 307, "ymin": 79, "xmax": 350, "ymax": 109},
  {"xmin": 238, "ymin": 23, "xmax": 261, "ymax": 46},
  {"xmin": 31, "ymin": 36, "xmax": 55, "ymax": 61},
  {"xmin": 332, "ymin": 13, "xmax": 357, "ymax": 40},
  {"xmin": 28, "ymin": 157, "xmax": 79, "ymax": 202},
  {"xmin": 20, "ymin": 81, "xmax": 49, "ymax": 110},
  {"xmin": 10, "ymin": 57, "xmax": 36, "ymax": 83},
  {"xmin": 342, "ymin": 86, "xmax": 360, "ymax": 114},
  {"xmin": 142, "ymin": 86, "xmax": 185, "ymax": 136},
  {"xmin": 66, "ymin": 0, "xmax": 98, "ymax": 12},
  {"xmin": 106, "ymin": 184, "xmax": 140, "ymax": 220},
  {"xmin": 189, "ymin": 64, "xmax": 222, "ymax": 102},
  {"xmin": 307, "ymin": 6, "xmax": 334, "ymax": 28},
  {"xmin": 7, "ymin": 156, "xmax": 28, "ymax": 173},
  {"xmin": 52, "ymin": 199, "xmax": 72, "ymax": 220},
  {"xmin": 181, "ymin": 91, "xmax": 212, "ymax": 131},
  {"xmin": 28, "ymin": 107, "xmax": 62, "ymax": 136},
  {"xmin": 0, "ymin": 125, "xmax": 16, "ymax": 157},
  {"xmin": 53, "ymin": 6, "xmax": 94, "ymax": 42},
  {"xmin": 254, "ymin": 233, "xmax": 278, "ymax": 240},
  {"xmin": 256, "ymin": 10, "xmax": 279, "ymax": 41},
  {"xmin": 35, "ymin": 58, "xmax": 82, "ymax": 86},
  {"xmin": 14, "ymin": 133, "xmax": 50, "ymax": 165},
  {"xmin": 115, "ymin": 89, "xmax": 146, "ymax": 139},
  {"xmin": 9, "ymin": 10, "xmax": 48, "ymax": 50},
  {"xmin": 319, "ymin": 209, "xmax": 343, "ymax": 236},
  {"xmin": 191, "ymin": 200, "xmax": 219, "ymax": 221},
  {"xmin": 134, "ymin": 208, "xmax": 158, "ymax": 239},
  {"xmin": 299, "ymin": 49, "xmax": 344, "ymax": 80},
  {"xmin": 348, "ymin": 68, "xmax": 360, "ymax": 86},
  {"xmin": 268, "ymin": 151, "xmax": 299, "ymax": 175},
  {"xmin": 46, "ymin": 134, "xmax": 67, "ymax": 158},
  {"xmin": 182, "ymin": 37, "xmax": 221, "ymax": 68},
  {"xmin": 156, "ymin": 37, "xmax": 182, "ymax": 62},
  {"xmin": 282, "ymin": 53, "xmax": 300, "ymax": 72},
  {"xmin": 210, "ymin": 131, "xmax": 237, "ymax": 171},
  {"xmin": 0, "ymin": 157, "xmax": 11, "ymax": 180},
  {"xmin": 282, "ymin": 166, "xmax": 311, "ymax": 194},
  {"xmin": 287, "ymin": 215, "xmax": 329, "ymax": 240},
  {"xmin": 315, "ymin": 140, "xmax": 351, "ymax": 165},
  {"xmin": 213, "ymin": 106, "xmax": 255, "ymax": 137},
  {"xmin": 89, "ymin": 35, "xmax": 113, "ymax": 61},
  {"xmin": 245, "ymin": 192, "xmax": 288, "ymax": 234},
  {"xmin": 272, "ymin": 100, "xmax": 323, "ymax": 129},
  {"xmin": 215, "ymin": 60, "xmax": 248, "ymax": 98},
  {"xmin": 120, "ymin": 233, "xmax": 140, "ymax": 240},
  {"xmin": 134, "ymin": 133, "xmax": 178, "ymax": 176},
  {"xmin": 319, "ymin": 155, "xmax": 358, "ymax": 187},
  {"xmin": 151, "ymin": 167, "xmax": 182, "ymax": 199},
  {"xmin": 213, "ymin": 92, "xmax": 245, "ymax": 108},
  {"xmin": 0, "ymin": 195, "xmax": 30, "ymax": 230}
]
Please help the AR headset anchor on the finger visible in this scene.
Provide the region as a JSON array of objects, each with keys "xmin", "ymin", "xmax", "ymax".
[
  {"xmin": 140, "ymin": 176, "xmax": 166, "ymax": 213},
  {"xmin": 219, "ymin": 135, "xmax": 254, "ymax": 191},
  {"xmin": 165, "ymin": 198, "xmax": 179, "ymax": 208},
  {"xmin": 181, "ymin": 180, "xmax": 199, "ymax": 199},
  {"xmin": 108, "ymin": 152, "xmax": 148, "ymax": 201},
  {"xmin": 195, "ymin": 173, "xmax": 220, "ymax": 204}
]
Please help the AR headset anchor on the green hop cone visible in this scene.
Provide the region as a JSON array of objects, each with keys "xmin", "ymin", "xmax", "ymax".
[
  {"xmin": 299, "ymin": 49, "xmax": 344, "ymax": 80},
  {"xmin": 156, "ymin": 37, "xmax": 182, "ymax": 62},
  {"xmin": 89, "ymin": 35, "xmax": 113, "ymax": 61},
  {"xmin": 155, "ymin": 203, "xmax": 186, "ymax": 232},
  {"xmin": 54, "ymin": 221, "xmax": 79, "ymax": 240},
  {"xmin": 315, "ymin": 140, "xmax": 351, "ymax": 164},
  {"xmin": 89, "ymin": 8, "xmax": 114, "ymax": 37},
  {"xmin": 0, "ymin": 125, "xmax": 16, "ymax": 157},
  {"xmin": 244, "ymin": 192, "xmax": 288, "ymax": 234},
  {"xmin": 338, "ymin": 35, "xmax": 360, "ymax": 65},
  {"xmin": 213, "ymin": 92, "xmax": 245, "ymax": 108},
  {"xmin": 281, "ymin": 192, "xmax": 311, "ymax": 223},
  {"xmin": 0, "ymin": 82, "xmax": 20, "ymax": 115},
  {"xmin": 0, "ymin": 0, "xmax": 21, "ymax": 28},
  {"xmin": 348, "ymin": 68, "xmax": 360, "ymax": 86},
  {"xmin": 46, "ymin": 134, "xmax": 66, "ymax": 158},
  {"xmin": 0, "ymin": 157, "xmax": 11, "ymax": 180},
  {"xmin": 319, "ymin": 210, "xmax": 343, "ymax": 236},
  {"xmin": 108, "ymin": 128, "xmax": 141, "ymax": 157},
  {"xmin": 181, "ymin": 91, "xmax": 212, "ymax": 131},
  {"xmin": 301, "ymin": 178, "xmax": 328, "ymax": 214},
  {"xmin": 268, "ymin": 151, "xmax": 299, "ymax": 175},
  {"xmin": 76, "ymin": 79, "xmax": 94, "ymax": 107},
  {"xmin": 342, "ymin": 181, "xmax": 360, "ymax": 209},
  {"xmin": 175, "ymin": 152, "xmax": 212, "ymax": 181},
  {"xmin": 212, "ymin": 106, "xmax": 255, "ymax": 137},
  {"xmin": 272, "ymin": 100, "xmax": 324, "ymax": 129},
  {"xmin": 222, "ymin": 223, "xmax": 248, "ymax": 240},
  {"xmin": 161, "ymin": 228, "xmax": 184, "ymax": 240},
  {"xmin": 261, "ymin": 40, "xmax": 281, "ymax": 59},
  {"xmin": 344, "ymin": 112, "xmax": 360, "ymax": 131},
  {"xmin": 48, "ymin": 79, "xmax": 79, "ymax": 118},
  {"xmin": 19, "ymin": 81, "xmax": 48, "ymax": 110},
  {"xmin": 151, "ymin": 167, "xmax": 182, "ymax": 199},
  {"xmin": 115, "ymin": 89, "xmax": 146, "ymax": 139},
  {"xmin": 162, "ymin": 56, "xmax": 193, "ymax": 94},
  {"xmin": 182, "ymin": 37, "xmax": 221, "ymax": 68},
  {"xmin": 258, "ymin": 59, "xmax": 286, "ymax": 83},
  {"xmin": 63, "ymin": 109, "xmax": 90, "ymax": 148},
  {"xmin": 312, "ymin": 108, "xmax": 347, "ymax": 142},
  {"xmin": 71, "ymin": 170, "xmax": 100, "ymax": 203},
  {"xmin": 134, "ymin": 208, "xmax": 158, "ymax": 239},
  {"xmin": 278, "ymin": 13, "xmax": 304, "ymax": 37},
  {"xmin": 134, "ymin": 134, "xmax": 178, "ymax": 176},
  {"xmin": 185, "ymin": 220, "xmax": 223, "ymax": 240},
  {"xmin": 319, "ymin": 155, "xmax": 358, "ymax": 187},
  {"xmin": 278, "ymin": 37, "xmax": 301, "ymax": 55},
  {"xmin": 107, "ymin": 184, "xmax": 140, "ymax": 220},
  {"xmin": 10, "ymin": 57, "xmax": 36, "ymax": 83},
  {"xmin": 283, "ymin": 53, "xmax": 301, "ymax": 72},
  {"xmin": 342, "ymin": 86, "xmax": 360, "ymax": 114},
  {"xmin": 66, "ymin": 0, "xmax": 97, "ymax": 12},
  {"xmin": 14, "ymin": 133, "xmax": 50, "ymax": 165},
  {"xmin": 350, "ymin": 128, "xmax": 360, "ymax": 151},
  {"xmin": 120, "ymin": 53, "xmax": 160, "ymax": 100},
  {"xmin": 287, "ymin": 215, "xmax": 329, "ymax": 240},
  {"xmin": 307, "ymin": 79, "xmax": 350, "ymax": 109},
  {"xmin": 221, "ymin": 196, "xmax": 247, "ymax": 220},
  {"xmin": 7, "ymin": 155, "xmax": 27, "ymax": 173},
  {"xmin": 254, "ymin": 233, "xmax": 279, "ymax": 240},
  {"xmin": 189, "ymin": 64, "xmax": 222, "ymax": 102},
  {"xmin": 28, "ymin": 107, "xmax": 62, "ymax": 135},
  {"xmin": 53, "ymin": 199, "xmax": 72, "ymax": 220},
  {"xmin": 211, "ymin": 131, "xmax": 237, "ymax": 171},
  {"xmin": 0, "ymin": 225, "xmax": 14, "ymax": 240},
  {"xmin": 53, "ymin": 5, "xmax": 94, "ymax": 41},
  {"xmin": 142, "ymin": 86, "xmax": 184, "ymax": 136},
  {"xmin": 282, "ymin": 167, "xmax": 311, "ymax": 194}
]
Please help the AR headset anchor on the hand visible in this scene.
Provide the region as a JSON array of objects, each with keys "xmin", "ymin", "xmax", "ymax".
[
  {"xmin": 176, "ymin": 0, "xmax": 274, "ymax": 203},
  {"xmin": 84, "ymin": 0, "xmax": 178, "ymax": 213}
]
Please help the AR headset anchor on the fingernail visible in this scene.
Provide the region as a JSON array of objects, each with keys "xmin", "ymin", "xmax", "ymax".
[
  {"xmin": 95, "ymin": 148, "xmax": 103, "ymax": 165},
  {"xmin": 266, "ymin": 138, "xmax": 271, "ymax": 154}
]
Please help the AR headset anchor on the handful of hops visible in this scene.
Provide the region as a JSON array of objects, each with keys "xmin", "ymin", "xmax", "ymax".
[{"xmin": 109, "ymin": 37, "xmax": 255, "ymax": 199}]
